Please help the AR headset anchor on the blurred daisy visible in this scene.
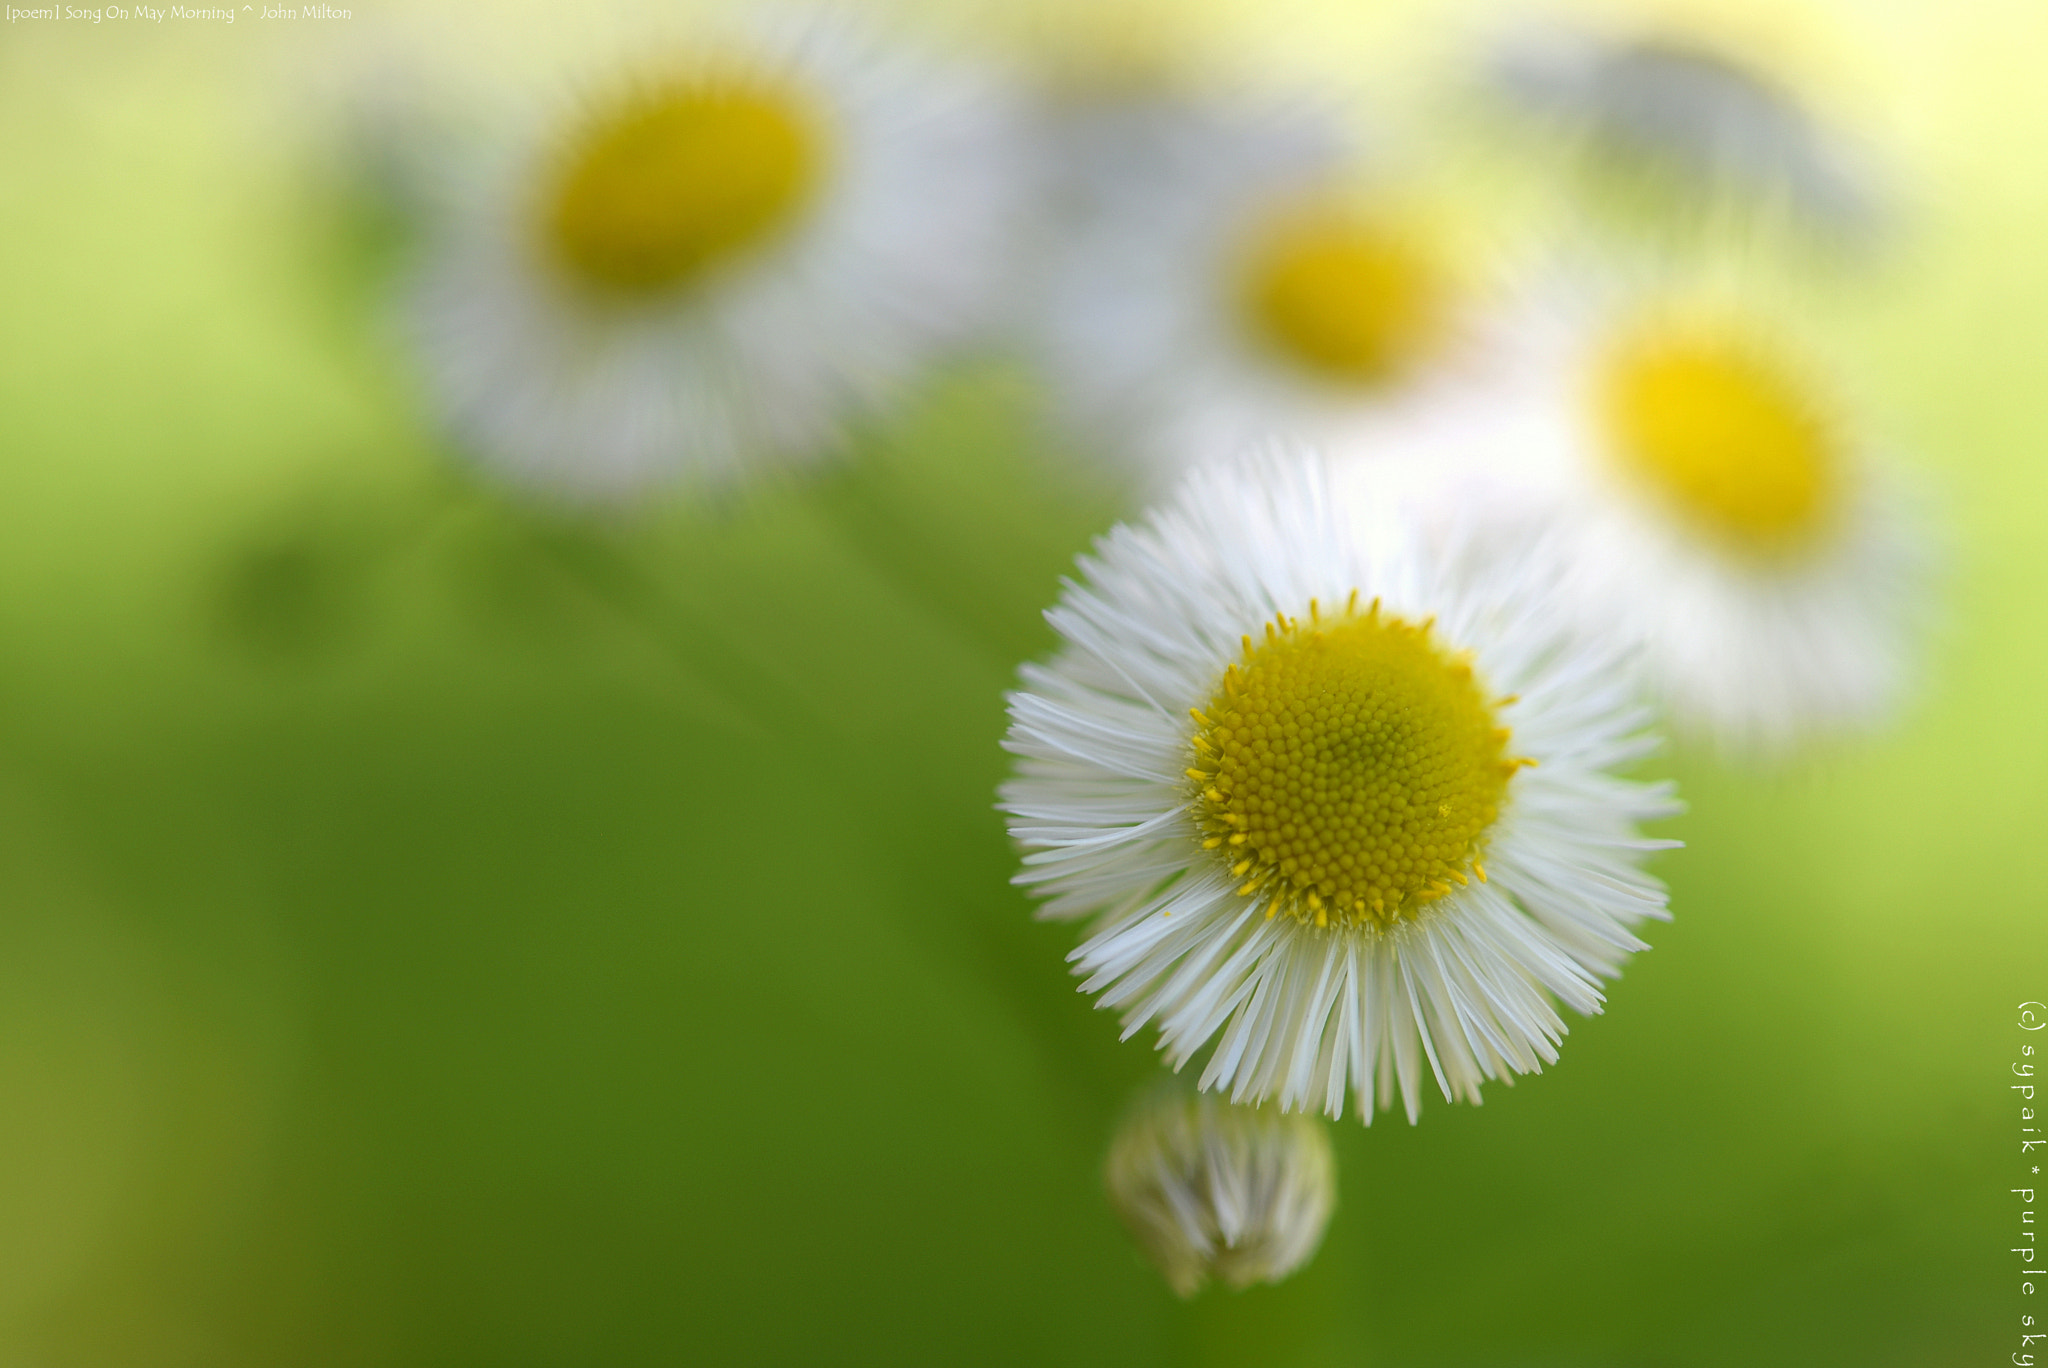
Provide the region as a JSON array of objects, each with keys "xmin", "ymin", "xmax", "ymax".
[
  {"xmin": 1029, "ymin": 98, "xmax": 1464, "ymax": 491},
  {"xmin": 409, "ymin": 12, "xmax": 1026, "ymax": 503},
  {"xmin": 1485, "ymin": 17, "xmax": 1882, "ymax": 235},
  {"xmin": 1103, "ymin": 1086, "xmax": 1335, "ymax": 1297},
  {"xmin": 1451, "ymin": 305, "xmax": 1926, "ymax": 752},
  {"xmin": 1000, "ymin": 449, "xmax": 1677, "ymax": 1123}
]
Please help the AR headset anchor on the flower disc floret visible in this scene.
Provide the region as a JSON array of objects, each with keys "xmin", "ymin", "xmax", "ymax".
[
  {"xmin": 549, "ymin": 81, "xmax": 819, "ymax": 294},
  {"xmin": 1190, "ymin": 596, "xmax": 1523, "ymax": 929},
  {"xmin": 1599, "ymin": 332, "xmax": 1836, "ymax": 552},
  {"xmin": 1240, "ymin": 211, "xmax": 1440, "ymax": 386}
]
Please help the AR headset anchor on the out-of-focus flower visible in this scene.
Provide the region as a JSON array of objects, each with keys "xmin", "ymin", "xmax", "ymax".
[
  {"xmin": 1103, "ymin": 1087, "xmax": 1335, "ymax": 1297},
  {"xmin": 407, "ymin": 11, "xmax": 1027, "ymax": 504},
  {"xmin": 317, "ymin": 50, "xmax": 451, "ymax": 228},
  {"xmin": 1437, "ymin": 304, "xmax": 1927, "ymax": 753},
  {"xmin": 1000, "ymin": 448, "xmax": 1677, "ymax": 1123},
  {"xmin": 1027, "ymin": 96, "xmax": 1466, "ymax": 492},
  {"xmin": 1484, "ymin": 16, "xmax": 1882, "ymax": 235}
]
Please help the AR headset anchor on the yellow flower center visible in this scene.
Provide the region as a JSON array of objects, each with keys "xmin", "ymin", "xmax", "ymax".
[
  {"xmin": 1598, "ymin": 333, "xmax": 1838, "ymax": 551},
  {"xmin": 1188, "ymin": 597, "xmax": 1525, "ymax": 930},
  {"xmin": 548, "ymin": 80, "xmax": 819, "ymax": 295},
  {"xmin": 1238, "ymin": 211, "xmax": 1441, "ymax": 387}
]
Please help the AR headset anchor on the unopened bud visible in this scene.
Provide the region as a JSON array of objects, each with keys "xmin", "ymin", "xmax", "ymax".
[{"xmin": 1103, "ymin": 1087, "xmax": 1336, "ymax": 1297}]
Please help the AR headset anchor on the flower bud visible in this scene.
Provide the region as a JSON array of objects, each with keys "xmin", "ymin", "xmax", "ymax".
[{"xmin": 1103, "ymin": 1088, "xmax": 1336, "ymax": 1297}]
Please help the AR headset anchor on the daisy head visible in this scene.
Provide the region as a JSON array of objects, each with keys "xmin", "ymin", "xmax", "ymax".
[
  {"xmin": 1484, "ymin": 13, "xmax": 1882, "ymax": 238},
  {"xmin": 1000, "ymin": 447, "xmax": 1678, "ymax": 1123},
  {"xmin": 408, "ymin": 10, "xmax": 1027, "ymax": 503},
  {"xmin": 1459, "ymin": 299, "xmax": 1928, "ymax": 753},
  {"xmin": 1030, "ymin": 98, "xmax": 1465, "ymax": 491},
  {"xmin": 1103, "ymin": 1085, "xmax": 1335, "ymax": 1298}
]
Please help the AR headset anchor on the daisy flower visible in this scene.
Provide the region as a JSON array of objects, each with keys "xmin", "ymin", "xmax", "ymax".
[
  {"xmin": 1103, "ymin": 1085, "xmax": 1335, "ymax": 1298},
  {"xmin": 1445, "ymin": 303, "xmax": 1927, "ymax": 753},
  {"xmin": 1029, "ymin": 97, "xmax": 1464, "ymax": 491},
  {"xmin": 1484, "ymin": 15, "xmax": 1882, "ymax": 236},
  {"xmin": 1000, "ymin": 448, "xmax": 1678, "ymax": 1123},
  {"xmin": 407, "ymin": 11, "xmax": 1027, "ymax": 503}
]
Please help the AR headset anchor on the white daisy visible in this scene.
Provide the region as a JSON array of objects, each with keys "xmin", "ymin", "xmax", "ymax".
[
  {"xmin": 1000, "ymin": 448, "xmax": 1678, "ymax": 1124},
  {"xmin": 1029, "ymin": 97, "xmax": 1466, "ymax": 492},
  {"xmin": 1103, "ymin": 1085, "xmax": 1335, "ymax": 1298},
  {"xmin": 1437, "ymin": 304, "xmax": 1927, "ymax": 753},
  {"xmin": 1484, "ymin": 17, "xmax": 1882, "ymax": 235},
  {"xmin": 407, "ymin": 11, "xmax": 1027, "ymax": 503}
]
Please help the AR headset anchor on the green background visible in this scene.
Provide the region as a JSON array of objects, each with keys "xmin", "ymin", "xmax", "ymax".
[{"xmin": 1, "ymin": 2, "xmax": 2043, "ymax": 1363}]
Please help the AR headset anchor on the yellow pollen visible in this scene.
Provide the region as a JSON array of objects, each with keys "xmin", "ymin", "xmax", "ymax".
[
  {"xmin": 1598, "ymin": 331, "xmax": 1838, "ymax": 552},
  {"xmin": 549, "ymin": 79, "xmax": 819, "ymax": 295},
  {"xmin": 1189, "ymin": 600, "xmax": 1521, "ymax": 931},
  {"xmin": 1238, "ymin": 209, "xmax": 1442, "ymax": 387}
]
